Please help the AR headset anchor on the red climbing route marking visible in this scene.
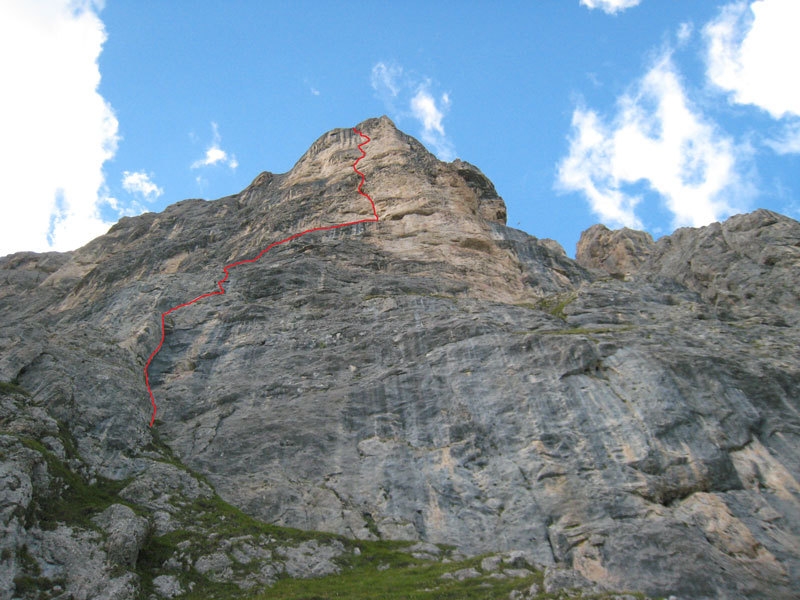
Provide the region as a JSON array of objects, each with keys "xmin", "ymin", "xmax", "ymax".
[{"xmin": 144, "ymin": 127, "xmax": 378, "ymax": 426}]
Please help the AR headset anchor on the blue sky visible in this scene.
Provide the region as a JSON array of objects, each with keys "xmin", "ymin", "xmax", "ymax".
[{"xmin": 1, "ymin": 0, "xmax": 798, "ymax": 258}]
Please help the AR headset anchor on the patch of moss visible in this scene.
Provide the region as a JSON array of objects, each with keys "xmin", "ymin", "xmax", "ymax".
[
  {"xmin": 362, "ymin": 511, "xmax": 382, "ymax": 539},
  {"xmin": 17, "ymin": 436, "xmax": 131, "ymax": 530},
  {"xmin": 136, "ymin": 533, "xmax": 176, "ymax": 573},
  {"xmin": 514, "ymin": 302, "xmax": 539, "ymax": 310},
  {"xmin": 535, "ymin": 292, "xmax": 578, "ymax": 321},
  {"xmin": 12, "ymin": 574, "xmax": 46, "ymax": 597},
  {"xmin": 0, "ymin": 379, "xmax": 30, "ymax": 396},
  {"xmin": 12, "ymin": 544, "xmax": 63, "ymax": 599},
  {"xmin": 514, "ymin": 326, "xmax": 634, "ymax": 339},
  {"xmin": 17, "ymin": 544, "xmax": 41, "ymax": 576},
  {"xmin": 56, "ymin": 420, "xmax": 80, "ymax": 460},
  {"xmin": 142, "ymin": 423, "xmax": 193, "ymax": 472}
]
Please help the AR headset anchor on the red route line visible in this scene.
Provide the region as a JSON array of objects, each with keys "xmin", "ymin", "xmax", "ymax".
[{"xmin": 144, "ymin": 127, "xmax": 378, "ymax": 426}]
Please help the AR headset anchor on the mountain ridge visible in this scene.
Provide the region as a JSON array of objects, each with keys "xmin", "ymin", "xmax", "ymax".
[{"xmin": 1, "ymin": 117, "xmax": 800, "ymax": 599}]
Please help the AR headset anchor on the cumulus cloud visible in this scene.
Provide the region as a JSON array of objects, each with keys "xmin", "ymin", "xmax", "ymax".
[
  {"xmin": 122, "ymin": 171, "xmax": 163, "ymax": 200},
  {"xmin": 0, "ymin": 0, "xmax": 118, "ymax": 256},
  {"xmin": 371, "ymin": 62, "xmax": 403, "ymax": 100},
  {"xmin": 579, "ymin": 0, "xmax": 642, "ymax": 15},
  {"xmin": 371, "ymin": 61, "xmax": 456, "ymax": 161},
  {"xmin": 557, "ymin": 55, "xmax": 748, "ymax": 229},
  {"xmin": 192, "ymin": 122, "xmax": 238, "ymax": 169},
  {"xmin": 410, "ymin": 88, "xmax": 455, "ymax": 161},
  {"xmin": 705, "ymin": 0, "xmax": 800, "ymax": 119}
]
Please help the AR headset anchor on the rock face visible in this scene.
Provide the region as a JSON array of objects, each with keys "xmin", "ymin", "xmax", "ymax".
[
  {"xmin": 576, "ymin": 223, "xmax": 654, "ymax": 276},
  {"xmin": 1, "ymin": 116, "xmax": 800, "ymax": 599}
]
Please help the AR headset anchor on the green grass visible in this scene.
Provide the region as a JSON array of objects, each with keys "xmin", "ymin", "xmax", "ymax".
[
  {"xmin": 532, "ymin": 293, "xmax": 577, "ymax": 321},
  {"xmin": 264, "ymin": 556, "xmax": 539, "ymax": 600},
  {"xmin": 0, "ymin": 379, "xmax": 30, "ymax": 396},
  {"xmin": 18, "ymin": 436, "xmax": 132, "ymax": 530},
  {"xmin": 134, "ymin": 490, "xmax": 546, "ymax": 600},
  {"xmin": 135, "ymin": 491, "xmax": 365, "ymax": 598},
  {"xmin": 1, "ymin": 398, "xmax": 137, "ymax": 532},
  {"xmin": 514, "ymin": 302, "xmax": 539, "ymax": 310}
]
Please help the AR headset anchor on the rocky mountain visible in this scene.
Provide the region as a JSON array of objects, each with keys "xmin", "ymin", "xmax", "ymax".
[{"xmin": 1, "ymin": 116, "xmax": 799, "ymax": 599}]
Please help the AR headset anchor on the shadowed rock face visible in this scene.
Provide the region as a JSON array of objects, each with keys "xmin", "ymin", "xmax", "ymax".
[{"xmin": 2, "ymin": 116, "xmax": 800, "ymax": 599}]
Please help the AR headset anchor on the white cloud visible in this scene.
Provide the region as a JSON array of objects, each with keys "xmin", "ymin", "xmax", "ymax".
[
  {"xmin": 558, "ymin": 55, "xmax": 748, "ymax": 229},
  {"xmin": 310, "ymin": 87, "xmax": 320, "ymax": 96},
  {"xmin": 677, "ymin": 22, "xmax": 693, "ymax": 45},
  {"xmin": 122, "ymin": 170, "xmax": 163, "ymax": 200},
  {"xmin": 371, "ymin": 61, "xmax": 456, "ymax": 161},
  {"xmin": 579, "ymin": 0, "xmax": 642, "ymax": 15},
  {"xmin": 0, "ymin": 0, "xmax": 118, "ymax": 256},
  {"xmin": 191, "ymin": 122, "xmax": 238, "ymax": 169},
  {"xmin": 410, "ymin": 88, "xmax": 455, "ymax": 161},
  {"xmin": 766, "ymin": 120, "xmax": 800, "ymax": 154},
  {"xmin": 705, "ymin": 0, "xmax": 800, "ymax": 119},
  {"xmin": 371, "ymin": 62, "xmax": 403, "ymax": 99},
  {"xmin": 411, "ymin": 90, "xmax": 445, "ymax": 136}
]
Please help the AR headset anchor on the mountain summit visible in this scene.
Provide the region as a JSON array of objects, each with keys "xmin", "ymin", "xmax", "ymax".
[{"xmin": 2, "ymin": 118, "xmax": 799, "ymax": 599}]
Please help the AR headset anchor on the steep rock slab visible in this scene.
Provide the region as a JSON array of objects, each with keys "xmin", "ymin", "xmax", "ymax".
[
  {"xmin": 576, "ymin": 223, "xmax": 654, "ymax": 277},
  {"xmin": 0, "ymin": 117, "xmax": 799, "ymax": 598}
]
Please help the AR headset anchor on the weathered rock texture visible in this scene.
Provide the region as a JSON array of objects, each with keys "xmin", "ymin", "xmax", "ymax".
[
  {"xmin": 576, "ymin": 223, "xmax": 654, "ymax": 276},
  {"xmin": 1, "ymin": 116, "xmax": 800, "ymax": 599}
]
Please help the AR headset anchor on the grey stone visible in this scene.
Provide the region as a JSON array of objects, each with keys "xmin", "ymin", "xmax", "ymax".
[
  {"xmin": 277, "ymin": 540, "xmax": 343, "ymax": 578},
  {"xmin": 151, "ymin": 510, "xmax": 175, "ymax": 536},
  {"xmin": 503, "ymin": 550, "xmax": 534, "ymax": 569},
  {"xmin": 91, "ymin": 504, "xmax": 149, "ymax": 568},
  {"xmin": 543, "ymin": 566, "xmax": 597, "ymax": 593},
  {"xmin": 152, "ymin": 574, "xmax": 183, "ymax": 598},
  {"xmin": 408, "ymin": 541, "xmax": 441, "ymax": 556},
  {"xmin": 194, "ymin": 552, "xmax": 233, "ymax": 581},
  {"xmin": 481, "ymin": 555, "xmax": 502, "ymax": 572},
  {"xmin": 28, "ymin": 525, "xmax": 139, "ymax": 600},
  {"xmin": 240, "ymin": 562, "xmax": 280, "ymax": 588},
  {"xmin": 119, "ymin": 461, "xmax": 213, "ymax": 513},
  {"xmin": 231, "ymin": 542, "xmax": 271, "ymax": 564},
  {"xmin": 505, "ymin": 568, "xmax": 533, "ymax": 578},
  {"xmin": 441, "ymin": 567, "xmax": 481, "ymax": 581}
]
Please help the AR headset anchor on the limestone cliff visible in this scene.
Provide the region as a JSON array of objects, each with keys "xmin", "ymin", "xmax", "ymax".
[{"xmin": 1, "ymin": 116, "xmax": 799, "ymax": 599}]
